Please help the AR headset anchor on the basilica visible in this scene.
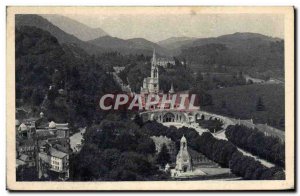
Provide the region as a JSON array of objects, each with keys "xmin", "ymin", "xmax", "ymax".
[{"xmin": 140, "ymin": 49, "xmax": 160, "ymax": 94}]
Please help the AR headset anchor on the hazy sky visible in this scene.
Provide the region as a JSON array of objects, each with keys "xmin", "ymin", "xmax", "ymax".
[{"xmin": 64, "ymin": 13, "xmax": 284, "ymax": 42}]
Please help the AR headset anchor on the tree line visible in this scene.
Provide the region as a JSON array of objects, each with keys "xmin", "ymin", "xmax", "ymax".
[
  {"xmin": 225, "ymin": 124, "xmax": 285, "ymax": 167},
  {"xmin": 195, "ymin": 132, "xmax": 284, "ymax": 180}
]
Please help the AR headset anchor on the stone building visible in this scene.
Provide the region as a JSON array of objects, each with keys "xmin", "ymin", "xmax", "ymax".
[
  {"xmin": 38, "ymin": 146, "xmax": 69, "ymax": 180},
  {"xmin": 17, "ymin": 122, "xmax": 36, "ymax": 139},
  {"xmin": 16, "ymin": 139, "xmax": 37, "ymax": 167},
  {"xmin": 173, "ymin": 135, "xmax": 219, "ymax": 176},
  {"xmin": 16, "ymin": 112, "xmax": 71, "ymax": 181},
  {"xmin": 36, "ymin": 120, "xmax": 71, "ymax": 180},
  {"xmin": 140, "ymin": 49, "xmax": 160, "ymax": 94},
  {"xmin": 175, "ymin": 135, "xmax": 193, "ymax": 172},
  {"xmin": 156, "ymin": 57, "xmax": 175, "ymax": 68}
]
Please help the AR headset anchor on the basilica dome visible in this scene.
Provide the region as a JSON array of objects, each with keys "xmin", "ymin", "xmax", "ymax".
[{"xmin": 49, "ymin": 121, "xmax": 56, "ymax": 129}]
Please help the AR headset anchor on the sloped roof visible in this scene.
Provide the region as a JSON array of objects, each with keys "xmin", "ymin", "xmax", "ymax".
[
  {"xmin": 19, "ymin": 154, "xmax": 30, "ymax": 162},
  {"xmin": 188, "ymin": 148, "xmax": 211, "ymax": 161},
  {"xmin": 50, "ymin": 147, "xmax": 68, "ymax": 159},
  {"xmin": 180, "ymin": 135, "xmax": 187, "ymax": 142},
  {"xmin": 36, "ymin": 130, "xmax": 55, "ymax": 138},
  {"xmin": 16, "ymin": 159, "xmax": 27, "ymax": 167},
  {"xmin": 39, "ymin": 152, "xmax": 51, "ymax": 163},
  {"xmin": 52, "ymin": 143, "xmax": 70, "ymax": 154},
  {"xmin": 18, "ymin": 123, "xmax": 27, "ymax": 131},
  {"xmin": 16, "ymin": 119, "xmax": 21, "ymax": 126},
  {"xmin": 19, "ymin": 139, "xmax": 35, "ymax": 147}
]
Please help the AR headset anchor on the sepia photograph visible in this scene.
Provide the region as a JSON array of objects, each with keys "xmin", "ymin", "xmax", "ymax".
[{"xmin": 6, "ymin": 6, "xmax": 294, "ymax": 191}]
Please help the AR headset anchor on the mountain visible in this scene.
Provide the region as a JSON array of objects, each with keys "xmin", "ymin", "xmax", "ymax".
[
  {"xmin": 157, "ymin": 37, "xmax": 197, "ymax": 49},
  {"xmin": 88, "ymin": 36, "xmax": 171, "ymax": 56},
  {"xmin": 15, "ymin": 25, "xmax": 119, "ymax": 125},
  {"xmin": 179, "ymin": 32, "xmax": 284, "ymax": 78},
  {"xmin": 40, "ymin": 14, "xmax": 108, "ymax": 41},
  {"xmin": 15, "ymin": 15, "xmax": 171, "ymax": 56},
  {"xmin": 15, "ymin": 14, "xmax": 105, "ymax": 55},
  {"xmin": 127, "ymin": 38, "xmax": 171, "ymax": 56},
  {"xmin": 182, "ymin": 32, "xmax": 281, "ymax": 50}
]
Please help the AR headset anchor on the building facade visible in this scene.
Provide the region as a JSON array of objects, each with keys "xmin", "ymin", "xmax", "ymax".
[
  {"xmin": 156, "ymin": 57, "xmax": 175, "ymax": 68},
  {"xmin": 175, "ymin": 135, "xmax": 193, "ymax": 172},
  {"xmin": 140, "ymin": 49, "xmax": 160, "ymax": 94},
  {"xmin": 16, "ymin": 112, "xmax": 71, "ymax": 181}
]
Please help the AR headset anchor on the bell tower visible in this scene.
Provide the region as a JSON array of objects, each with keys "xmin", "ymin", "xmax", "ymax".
[
  {"xmin": 175, "ymin": 135, "xmax": 192, "ymax": 172},
  {"xmin": 149, "ymin": 49, "xmax": 159, "ymax": 93}
]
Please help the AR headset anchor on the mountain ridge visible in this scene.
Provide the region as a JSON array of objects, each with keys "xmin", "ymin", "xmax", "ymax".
[
  {"xmin": 40, "ymin": 14, "xmax": 108, "ymax": 41},
  {"xmin": 88, "ymin": 36, "xmax": 171, "ymax": 56},
  {"xmin": 15, "ymin": 14, "xmax": 105, "ymax": 55}
]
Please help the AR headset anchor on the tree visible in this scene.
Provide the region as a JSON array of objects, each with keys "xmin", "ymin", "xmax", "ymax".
[
  {"xmin": 279, "ymin": 118, "xmax": 285, "ymax": 129},
  {"xmin": 221, "ymin": 100, "xmax": 227, "ymax": 108},
  {"xmin": 256, "ymin": 96, "xmax": 266, "ymax": 111},
  {"xmin": 134, "ymin": 114, "xmax": 144, "ymax": 127},
  {"xmin": 156, "ymin": 144, "xmax": 171, "ymax": 167},
  {"xmin": 196, "ymin": 71, "xmax": 204, "ymax": 82},
  {"xmin": 137, "ymin": 137, "xmax": 156, "ymax": 155},
  {"xmin": 31, "ymin": 88, "xmax": 44, "ymax": 106}
]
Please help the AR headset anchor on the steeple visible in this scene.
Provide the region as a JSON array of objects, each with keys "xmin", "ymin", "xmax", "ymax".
[
  {"xmin": 141, "ymin": 48, "xmax": 159, "ymax": 94},
  {"xmin": 180, "ymin": 135, "xmax": 187, "ymax": 150},
  {"xmin": 151, "ymin": 48, "xmax": 158, "ymax": 79},
  {"xmin": 152, "ymin": 48, "xmax": 156, "ymax": 65},
  {"xmin": 175, "ymin": 135, "xmax": 192, "ymax": 172},
  {"xmin": 169, "ymin": 83, "xmax": 175, "ymax": 94}
]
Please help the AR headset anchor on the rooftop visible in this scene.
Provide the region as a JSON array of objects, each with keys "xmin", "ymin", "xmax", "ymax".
[
  {"xmin": 19, "ymin": 154, "xmax": 30, "ymax": 162},
  {"xmin": 50, "ymin": 147, "xmax": 68, "ymax": 159},
  {"xmin": 16, "ymin": 159, "xmax": 27, "ymax": 167}
]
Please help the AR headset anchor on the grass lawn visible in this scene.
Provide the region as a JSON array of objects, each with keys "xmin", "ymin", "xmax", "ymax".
[{"xmin": 202, "ymin": 84, "xmax": 284, "ymax": 130}]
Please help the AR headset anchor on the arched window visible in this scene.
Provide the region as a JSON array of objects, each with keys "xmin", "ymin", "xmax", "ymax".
[{"xmin": 163, "ymin": 113, "xmax": 175, "ymax": 122}]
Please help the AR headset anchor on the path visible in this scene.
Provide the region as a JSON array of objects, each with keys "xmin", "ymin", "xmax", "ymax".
[
  {"xmin": 70, "ymin": 127, "xmax": 86, "ymax": 153},
  {"xmin": 111, "ymin": 72, "xmax": 132, "ymax": 93}
]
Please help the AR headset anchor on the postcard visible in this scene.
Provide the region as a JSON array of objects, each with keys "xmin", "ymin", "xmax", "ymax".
[{"xmin": 6, "ymin": 6, "xmax": 294, "ymax": 191}]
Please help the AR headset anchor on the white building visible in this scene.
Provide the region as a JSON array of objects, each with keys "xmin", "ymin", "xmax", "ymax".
[{"xmin": 140, "ymin": 49, "xmax": 160, "ymax": 94}]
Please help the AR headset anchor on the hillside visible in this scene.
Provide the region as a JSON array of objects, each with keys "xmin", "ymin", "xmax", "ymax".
[
  {"xmin": 179, "ymin": 33, "xmax": 284, "ymax": 78},
  {"xmin": 15, "ymin": 14, "xmax": 105, "ymax": 55},
  {"xmin": 202, "ymin": 84, "xmax": 284, "ymax": 130},
  {"xmin": 157, "ymin": 36, "xmax": 197, "ymax": 55},
  {"xmin": 182, "ymin": 32, "xmax": 281, "ymax": 49},
  {"xmin": 88, "ymin": 36, "xmax": 171, "ymax": 56},
  {"xmin": 41, "ymin": 14, "xmax": 108, "ymax": 41},
  {"xmin": 15, "ymin": 25, "xmax": 119, "ymax": 126}
]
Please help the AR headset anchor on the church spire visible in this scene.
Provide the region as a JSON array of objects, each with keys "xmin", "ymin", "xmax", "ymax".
[
  {"xmin": 169, "ymin": 83, "xmax": 175, "ymax": 94},
  {"xmin": 151, "ymin": 48, "xmax": 158, "ymax": 79},
  {"xmin": 152, "ymin": 48, "xmax": 156, "ymax": 65}
]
